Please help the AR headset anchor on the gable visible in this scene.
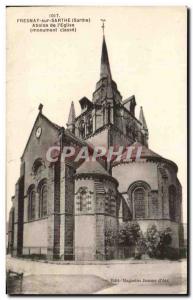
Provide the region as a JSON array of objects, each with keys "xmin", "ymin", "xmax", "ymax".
[{"xmin": 21, "ymin": 112, "xmax": 60, "ymax": 167}]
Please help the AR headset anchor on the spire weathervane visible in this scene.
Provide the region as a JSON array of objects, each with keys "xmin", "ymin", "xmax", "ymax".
[{"xmin": 100, "ymin": 19, "xmax": 106, "ymax": 35}]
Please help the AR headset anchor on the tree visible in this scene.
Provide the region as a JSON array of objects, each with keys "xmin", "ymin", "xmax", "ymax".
[
  {"xmin": 118, "ymin": 222, "xmax": 145, "ymax": 258},
  {"xmin": 145, "ymin": 225, "xmax": 173, "ymax": 258},
  {"xmin": 118, "ymin": 221, "xmax": 142, "ymax": 247},
  {"xmin": 145, "ymin": 225, "xmax": 160, "ymax": 258},
  {"xmin": 157, "ymin": 227, "xmax": 172, "ymax": 258}
]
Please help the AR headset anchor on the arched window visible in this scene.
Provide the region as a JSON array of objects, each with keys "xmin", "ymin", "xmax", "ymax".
[
  {"xmin": 133, "ymin": 187, "xmax": 146, "ymax": 218},
  {"xmin": 32, "ymin": 158, "xmax": 44, "ymax": 175},
  {"xmin": 38, "ymin": 179, "xmax": 48, "ymax": 218},
  {"xmin": 40, "ymin": 184, "xmax": 48, "ymax": 217},
  {"xmin": 76, "ymin": 187, "xmax": 93, "ymax": 212},
  {"xmin": 128, "ymin": 181, "xmax": 150, "ymax": 220},
  {"xmin": 28, "ymin": 186, "xmax": 36, "ymax": 221},
  {"xmin": 107, "ymin": 104, "xmax": 111, "ymax": 123},
  {"xmin": 169, "ymin": 185, "xmax": 176, "ymax": 221},
  {"xmin": 87, "ymin": 115, "xmax": 93, "ymax": 135},
  {"xmin": 79, "ymin": 120, "xmax": 85, "ymax": 138}
]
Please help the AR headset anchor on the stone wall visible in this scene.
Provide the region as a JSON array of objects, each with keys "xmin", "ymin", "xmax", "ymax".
[
  {"xmin": 20, "ymin": 114, "xmax": 61, "ymax": 259},
  {"xmin": 7, "ymin": 207, "xmax": 14, "ymax": 253},
  {"xmin": 22, "ymin": 114, "xmax": 59, "ymax": 197},
  {"xmin": 64, "ymin": 163, "xmax": 75, "ymax": 259},
  {"xmin": 75, "ymin": 215, "xmax": 96, "ymax": 260},
  {"xmin": 86, "ymin": 127, "xmax": 108, "ymax": 148},
  {"xmin": 23, "ymin": 218, "xmax": 48, "ymax": 254},
  {"xmin": 112, "ymin": 159, "xmax": 182, "ymax": 250},
  {"xmin": 12, "ymin": 176, "xmax": 24, "ymax": 256},
  {"xmin": 112, "ymin": 161, "xmax": 158, "ymax": 192},
  {"xmin": 74, "ymin": 177, "xmax": 95, "ymax": 260},
  {"xmin": 74, "ymin": 174, "xmax": 119, "ymax": 260}
]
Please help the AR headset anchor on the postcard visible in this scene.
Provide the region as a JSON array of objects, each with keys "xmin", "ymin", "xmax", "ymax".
[{"xmin": 6, "ymin": 6, "xmax": 187, "ymax": 295}]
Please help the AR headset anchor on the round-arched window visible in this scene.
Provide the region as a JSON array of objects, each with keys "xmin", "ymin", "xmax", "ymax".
[
  {"xmin": 40, "ymin": 184, "xmax": 48, "ymax": 217},
  {"xmin": 79, "ymin": 120, "xmax": 85, "ymax": 138},
  {"xmin": 38, "ymin": 179, "xmax": 48, "ymax": 218},
  {"xmin": 28, "ymin": 188, "xmax": 36, "ymax": 221},
  {"xmin": 87, "ymin": 115, "xmax": 93, "ymax": 135},
  {"xmin": 133, "ymin": 187, "xmax": 146, "ymax": 219},
  {"xmin": 32, "ymin": 158, "xmax": 44, "ymax": 175}
]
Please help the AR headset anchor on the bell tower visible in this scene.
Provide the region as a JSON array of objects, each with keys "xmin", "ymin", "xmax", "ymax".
[
  {"xmin": 72, "ymin": 21, "xmax": 149, "ymax": 151},
  {"xmin": 92, "ymin": 20, "xmax": 122, "ymax": 126}
]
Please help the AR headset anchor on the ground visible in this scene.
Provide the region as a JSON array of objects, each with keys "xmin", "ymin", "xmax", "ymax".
[{"xmin": 6, "ymin": 256, "xmax": 187, "ymax": 295}]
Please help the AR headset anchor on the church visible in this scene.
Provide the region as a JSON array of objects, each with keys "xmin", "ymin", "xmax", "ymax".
[{"xmin": 7, "ymin": 31, "xmax": 183, "ymax": 261}]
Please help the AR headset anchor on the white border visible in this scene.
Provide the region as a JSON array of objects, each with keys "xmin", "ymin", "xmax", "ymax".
[{"xmin": 0, "ymin": 1, "xmax": 191, "ymax": 299}]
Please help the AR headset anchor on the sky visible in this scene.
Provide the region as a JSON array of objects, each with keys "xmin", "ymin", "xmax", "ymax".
[{"xmin": 6, "ymin": 6, "xmax": 187, "ymax": 221}]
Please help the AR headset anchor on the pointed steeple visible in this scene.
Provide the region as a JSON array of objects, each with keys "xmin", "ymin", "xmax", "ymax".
[
  {"xmin": 67, "ymin": 101, "xmax": 75, "ymax": 124},
  {"xmin": 100, "ymin": 36, "xmax": 112, "ymax": 80},
  {"xmin": 92, "ymin": 22, "xmax": 122, "ymax": 105},
  {"xmin": 139, "ymin": 106, "xmax": 148, "ymax": 130},
  {"xmin": 67, "ymin": 101, "xmax": 76, "ymax": 133}
]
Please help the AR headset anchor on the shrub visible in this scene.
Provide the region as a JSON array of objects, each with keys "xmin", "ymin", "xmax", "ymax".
[
  {"xmin": 118, "ymin": 221, "xmax": 142, "ymax": 247},
  {"xmin": 118, "ymin": 222, "xmax": 145, "ymax": 259},
  {"xmin": 105, "ymin": 228, "xmax": 117, "ymax": 247},
  {"xmin": 145, "ymin": 225, "xmax": 161, "ymax": 258},
  {"xmin": 157, "ymin": 227, "xmax": 173, "ymax": 258},
  {"xmin": 145, "ymin": 225, "xmax": 174, "ymax": 259},
  {"xmin": 115, "ymin": 223, "xmax": 176, "ymax": 260},
  {"xmin": 135, "ymin": 234, "xmax": 147, "ymax": 258}
]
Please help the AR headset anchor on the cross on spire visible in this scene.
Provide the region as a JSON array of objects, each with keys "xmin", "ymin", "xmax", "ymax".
[
  {"xmin": 38, "ymin": 103, "xmax": 43, "ymax": 113},
  {"xmin": 100, "ymin": 19, "xmax": 106, "ymax": 35}
]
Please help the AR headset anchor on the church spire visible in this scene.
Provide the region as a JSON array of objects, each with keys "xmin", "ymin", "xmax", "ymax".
[
  {"xmin": 92, "ymin": 21, "xmax": 122, "ymax": 104},
  {"xmin": 67, "ymin": 101, "xmax": 76, "ymax": 133},
  {"xmin": 100, "ymin": 35, "xmax": 112, "ymax": 80},
  {"xmin": 139, "ymin": 106, "xmax": 148, "ymax": 130},
  {"xmin": 100, "ymin": 19, "xmax": 112, "ymax": 80},
  {"xmin": 139, "ymin": 106, "xmax": 148, "ymax": 147}
]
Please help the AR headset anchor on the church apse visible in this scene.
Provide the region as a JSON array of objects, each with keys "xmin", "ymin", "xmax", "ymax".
[{"xmin": 8, "ymin": 22, "xmax": 183, "ymax": 261}]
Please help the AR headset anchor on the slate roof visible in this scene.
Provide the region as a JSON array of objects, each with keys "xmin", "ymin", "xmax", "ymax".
[
  {"xmin": 130, "ymin": 142, "xmax": 162, "ymax": 160},
  {"xmin": 112, "ymin": 142, "xmax": 177, "ymax": 172},
  {"xmin": 76, "ymin": 160, "xmax": 109, "ymax": 176}
]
